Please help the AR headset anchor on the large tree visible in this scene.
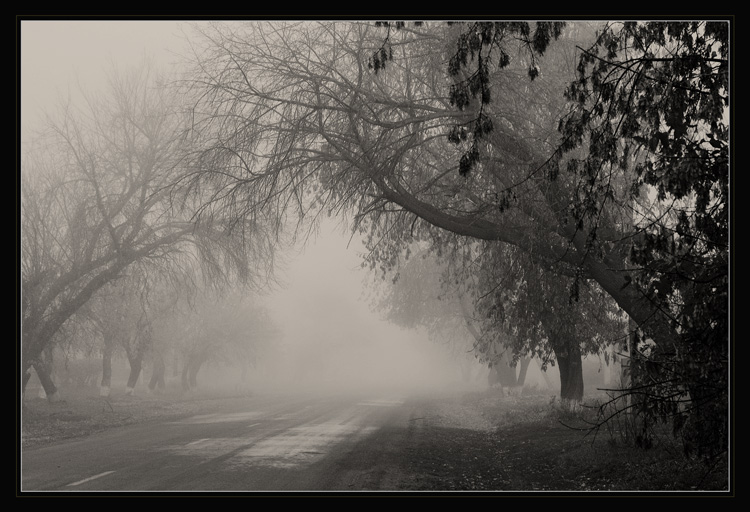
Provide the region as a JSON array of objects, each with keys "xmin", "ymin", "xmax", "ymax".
[
  {"xmin": 465, "ymin": 241, "xmax": 625, "ymax": 402},
  {"xmin": 376, "ymin": 240, "xmax": 623, "ymax": 402},
  {"xmin": 556, "ymin": 21, "xmax": 729, "ymax": 457},
  {"xmin": 179, "ymin": 21, "xmax": 728, "ymax": 456}
]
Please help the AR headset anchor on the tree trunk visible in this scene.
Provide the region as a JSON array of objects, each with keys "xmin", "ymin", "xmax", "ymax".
[
  {"xmin": 23, "ymin": 369, "xmax": 32, "ymax": 396},
  {"xmin": 496, "ymin": 360, "xmax": 518, "ymax": 388},
  {"xmin": 188, "ymin": 356, "xmax": 205, "ymax": 389},
  {"xmin": 181, "ymin": 360, "xmax": 191, "ymax": 392},
  {"xmin": 488, "ymin": 352, "xmax": 520, "ymax": 395},
  {"xmin": 173, "ymin": 350, "xmax": 180, "ymax": 378},
  {"xmin": 100, "ymin": 344, "xmax": 113, "ymax": 397},
  {"xmin": 517, "ymin": 357, "xmax": 531, "ymax": 387},
  {"xmin": 542, "ymin": 317, "xmax": 584, "ymax": 403},
  {"xmin": 33, "ymin": 361, "xmax": 60, "ymax": 402},
  {"xmin": 125, "ymin": 355, "xmax": 143, "ymax": 395},
  {"xmin": 181, "ymin": 354, "xmax": 205, "ymax": 392},
  {"xmin": 148, "ymin": 352, "xmax": 166, "ymax": 392},
  {"xmin": 556, "ymin": 347, "xmax": 584, "ymax": 403}
]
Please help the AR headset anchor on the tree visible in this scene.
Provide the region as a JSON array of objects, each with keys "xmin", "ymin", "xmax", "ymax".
[
  {"xmin": 179, "ymin": 21, "xmax": 728, "ymax": 456},
  {"xmin": 377, "ymin": 240, "xmax": 622, "ymax": 402},
  {"xmin": 21, "ymin": 62, "xmax": 277, "ymax": 400},
  {"xmin": 84, "ymin": 270, "xmax": 181, "ymax": 396},
  {"xmin": 557, "ymin": 21, "xmax": 729, "ymax": 457},
  {"xmin": 370, "ymin": 247, "xmax": 487, "ymax": 386},
  {"xmin": 164, "ymin": 287, "xmax": 280, "ymax": 392},
  {"xmin": 465, "ymin": 241, "xmax": 625, "ymax": 403}
]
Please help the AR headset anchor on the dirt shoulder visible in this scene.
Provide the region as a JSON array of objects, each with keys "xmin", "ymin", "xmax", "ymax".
[{"xmin": 20, "ymin": 388, "xmax": 251, "ymax": 449}]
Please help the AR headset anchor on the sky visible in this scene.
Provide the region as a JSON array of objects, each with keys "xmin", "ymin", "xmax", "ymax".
[
  {"xmin": 21, "ymin": 20, "xmax": 190, "ymax": 136},
  {"xmin": 20, "ymin": 19, "xmax": 474, "ymax": 393}
]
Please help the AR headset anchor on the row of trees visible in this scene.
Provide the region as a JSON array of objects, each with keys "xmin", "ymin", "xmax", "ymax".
[
  {"xmin": 174, "ymin": 20, "xmax": 728, "ymax": 459},
  {"xmin": 21, "ymin": 63, "xmax": 281, "ymax": 400},
  {"xmin": 21, "ymin": 20, "xmax": 729, "ymax": 461},
  {"xmin": 371, "ymin": 245, "xmax": 619, "ymax": 399}
]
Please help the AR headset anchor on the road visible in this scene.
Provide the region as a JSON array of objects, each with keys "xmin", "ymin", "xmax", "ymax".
[{"xmin": 21, "ymin": 391, "xmax": 434, "ymax": 492}]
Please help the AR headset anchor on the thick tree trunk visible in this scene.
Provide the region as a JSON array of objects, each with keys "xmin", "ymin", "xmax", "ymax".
[
  {"xmin": 497, "ymin": 360, "xmax": 517, "ymax": 387},
  {"xmin": 100, "ymin": 344, "xmax": 113, "ymax": 397},
  {"xmin": 488, "ymin": 352, "xmax": 522, "ymax": 395},
  {"xmin": 21, "ymin": 335, "xmax": 52, "ymax": 398},
  {"xmin": 542, "ymin": 317, "xmax": 584, "ymax": 403},
  {"xmin": 556, "ymin": 347, "xmax": 584, "ymax": 403}
]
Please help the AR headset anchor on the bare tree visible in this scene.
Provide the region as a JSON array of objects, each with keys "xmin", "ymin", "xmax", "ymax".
[{"xmin": 21, "ymin": 62, "xmax": 278, "ymax": 400}]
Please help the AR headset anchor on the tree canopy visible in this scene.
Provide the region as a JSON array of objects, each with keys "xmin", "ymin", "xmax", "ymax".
[{"xmin": 177, "ymin": 20, "xmax": 729, "ymax": 457}]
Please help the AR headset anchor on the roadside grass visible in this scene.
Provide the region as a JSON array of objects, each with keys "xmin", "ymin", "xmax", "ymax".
[{"xmin": 457, "ymin": 388, "xmax": 729, "ymax": 491}]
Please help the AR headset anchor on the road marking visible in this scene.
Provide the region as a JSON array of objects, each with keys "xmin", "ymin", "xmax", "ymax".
[
  {"xmin": 358, "ymin": 399, "xmax": 404, "ymax": 407},
  {"xmin": 67, "ymin": 471, "xmax": 115, "ymax": 487},
  {"xmin": 170, "ymin": 411, "xmax": 262, "ymax": 424},
  {"xmin": 187, "ymin": 438, "xmax": 210, "ymax": 446}
]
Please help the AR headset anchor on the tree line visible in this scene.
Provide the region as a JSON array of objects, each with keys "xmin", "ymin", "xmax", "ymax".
[{"xmin": 21, "ymin": 20, "xmax": 729, "ymax": 461}]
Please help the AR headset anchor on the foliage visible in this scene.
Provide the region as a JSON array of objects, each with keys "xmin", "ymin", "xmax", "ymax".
[
  {"xmin": 466, "ymin": 242, "xmax": 625, "ymax": 370},
  {"xmin": 554, "ymin": 21, "xmax": 729, "ymax": 459},
  {"xmin": 371, "ymin": 21, "xmax": 565, "ymax": 176}
]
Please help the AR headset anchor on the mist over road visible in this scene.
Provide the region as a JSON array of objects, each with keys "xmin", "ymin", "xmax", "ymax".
[{"xmin": 22, "ymin": 390, "xmax": 439, "ymax": 492}]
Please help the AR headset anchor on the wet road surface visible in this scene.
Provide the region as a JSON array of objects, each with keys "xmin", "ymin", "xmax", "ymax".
[{"xmin": 21, "ymin": 391, "xmax": 430, "ymax": 491}]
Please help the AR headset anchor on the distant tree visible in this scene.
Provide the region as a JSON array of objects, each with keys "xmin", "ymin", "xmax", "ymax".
[
  {"xmin": 370, "ymin": 247, "xmax": 483, "ymax": 384},
  {"xmin": 85, "ymin": 271, "xmax": 180, "ymax": 396},
  {"xmin": 169, "ymin": 288, "xmax": 281, "ymax": 392},
  {"xmin": 377, "ymin": 241, "xmax": 622, "ymax": 402}
]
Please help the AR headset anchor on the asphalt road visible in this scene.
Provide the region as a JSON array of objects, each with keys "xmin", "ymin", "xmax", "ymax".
[{"xmin": 21, "ymin": 391, "xmax": 430, "ymax": 492}]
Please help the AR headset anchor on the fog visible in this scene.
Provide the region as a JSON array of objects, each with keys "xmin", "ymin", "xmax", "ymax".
[
  {"xmin": 20, "ymin": 20, "xmax": 615, "ymax": 401},
  {"xmin": 257, "ymin": 220, "xmax": 474, "ymax": 395},
  {"xmin": 20, "ymin": 20, "xmax": 489, "ymax": 401}
]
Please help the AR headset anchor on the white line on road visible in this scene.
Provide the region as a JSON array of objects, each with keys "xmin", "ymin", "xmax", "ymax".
[
  {"xmin": 67, "ymin": 471, "xmax": 115, "ymax": 487},
  {"xmin": 357, "ymin": 399, "xmax": 405, "ymax": 407}
]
